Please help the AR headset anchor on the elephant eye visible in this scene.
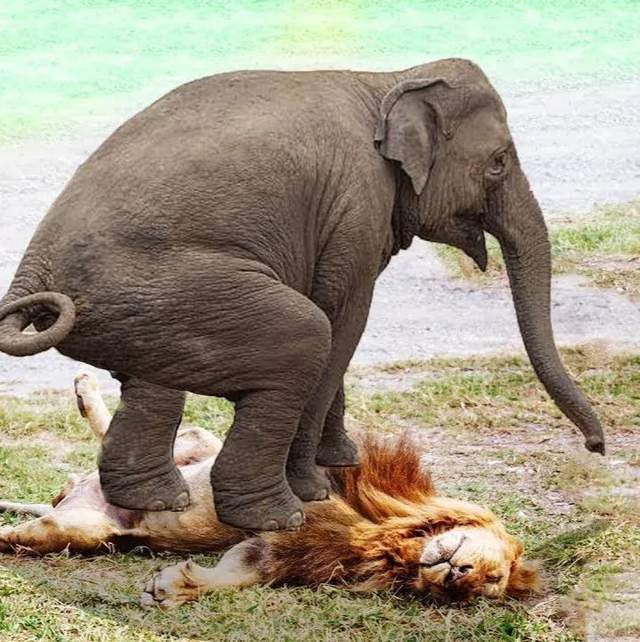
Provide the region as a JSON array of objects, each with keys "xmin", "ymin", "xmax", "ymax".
[{"xmin": 487, "ymin": 151, "xmax": 507, "ymax": 177}]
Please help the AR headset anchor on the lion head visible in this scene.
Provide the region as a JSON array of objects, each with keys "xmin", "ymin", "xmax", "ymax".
[
  {"xmin": 416, "ymin": 526, "xmax": 539, "ymax": 601},
  {"xmin": 327, "ymin": 433, "xmax": 541, "ymax": 601}
]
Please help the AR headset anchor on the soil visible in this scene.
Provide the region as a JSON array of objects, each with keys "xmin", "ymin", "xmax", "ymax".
[{"xmin": 1, "ymin": 78, "xmax": 639, "ymax": 395}]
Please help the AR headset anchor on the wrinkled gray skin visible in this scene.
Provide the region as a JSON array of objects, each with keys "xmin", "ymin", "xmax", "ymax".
[{"xmin": 0, "ymin": 59, "xmax": 605, "ymax": 531}]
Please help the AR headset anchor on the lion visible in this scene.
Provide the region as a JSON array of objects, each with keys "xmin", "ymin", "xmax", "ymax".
[{"xmin": 0, "ymin": 373, "xmax": 539, "ymax": 607}]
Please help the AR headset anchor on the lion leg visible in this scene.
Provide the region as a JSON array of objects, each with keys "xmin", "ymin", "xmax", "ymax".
[
  {"xmin": 74, "ymin": 372, "xmax": 222, "ymax": 465},
  {"xmin": 171, "ymin": 426, "xmax": 223, "ymax": 466},
  {"xmin": 0, "ymin": 508, "xmax": 121, "ymax": 555},
  {"xmin": 140, "ymin": 539, "xmax": 265, "ymax": 608},
  {"xmin": 0, "ymin": 500, "xmax": 53, "ymax": 517},
  {"xmin": 74, "ymin": 372, "xmax": 112, "ymax": 441}
]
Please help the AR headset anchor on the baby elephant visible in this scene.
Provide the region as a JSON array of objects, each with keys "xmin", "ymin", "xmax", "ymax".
[
  {"xmin": 0, "ymin": 58, "xmax": 604, "ymax": 531},
  {"xmin": 0, "ymin": 374, "xmax": 539, "ymax": 606}
]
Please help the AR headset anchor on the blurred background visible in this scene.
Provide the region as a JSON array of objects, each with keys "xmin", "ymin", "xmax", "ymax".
[{"xmin": 3, "ymin": 1, "xmax": 640, "ymax": 142}]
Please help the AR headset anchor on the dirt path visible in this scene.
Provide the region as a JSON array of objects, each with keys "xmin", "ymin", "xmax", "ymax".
[{"xmin": 1, "ymin": 79, "xmax": 639, "ymax": 395}]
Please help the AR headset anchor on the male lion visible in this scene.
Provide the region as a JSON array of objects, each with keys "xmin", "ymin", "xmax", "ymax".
[{"xmin": 0, "ymin": 374, "xmax": 539, "ymax": 607}]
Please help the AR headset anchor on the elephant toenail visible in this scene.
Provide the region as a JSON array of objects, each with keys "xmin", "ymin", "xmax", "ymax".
[
  {"xmin": 149, "ymin": 500, "xmax": 167, "ymax": 511},
  {"xmin": 286, "ymin": 511, "xmax": 304, "ymax": 529},
  {"xmin": 173, "ymin": 491, "xmax": 190, "ymax": 509},
  {"xmin": 262, "ymin": 519, "xmax": 280, "ymax": 531}
]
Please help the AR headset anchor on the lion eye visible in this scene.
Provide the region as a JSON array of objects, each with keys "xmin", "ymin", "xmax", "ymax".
[{"xmin": 486, "ymin": 574, "xmax": 502, "ymax": 583}]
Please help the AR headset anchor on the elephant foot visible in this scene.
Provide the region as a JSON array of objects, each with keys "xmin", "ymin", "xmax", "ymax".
[
  {"xmin": 287, "ymin": 466, "xmax": 331, "ymax": 502},
  {"xmin": 316, "ymin": 432, "xmax": 360, "ymax": 467},
  {"xmin": 100, "ymin": 466, "xmax": 191, "ymax": 512},
  {"xmin": 213, "ymin": 481, "xmax": 304, "ymax": 531}
]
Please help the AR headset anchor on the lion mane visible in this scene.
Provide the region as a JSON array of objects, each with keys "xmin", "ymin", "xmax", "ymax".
[{"xmin": 255, "ymin": 433, "xmax": 538, "ymax": 597}]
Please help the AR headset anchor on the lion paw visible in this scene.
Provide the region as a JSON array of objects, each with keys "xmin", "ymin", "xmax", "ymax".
[
  {"xmin": 74, "ymin": 372, "xmax": 99, "ymax": 417},
  {"xmin": 140, "ymin": 560, "xmax": 203, "ymax": 609}
]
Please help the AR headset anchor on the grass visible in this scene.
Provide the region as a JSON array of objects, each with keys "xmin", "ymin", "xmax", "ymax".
[
  {"xmin": 436, "ymin": 200, "xmax": 640, "ymax": 296},
  {"xmin": 0, "ymin": 394, "xmax": 96, "ymax": 443},
  {"xmin": 0, "ymin": 348, "xmax": 638, "ymax": 640},
  {"xmin": 348, "ymin": 346, "xmax": 640, "ymax": 436}
]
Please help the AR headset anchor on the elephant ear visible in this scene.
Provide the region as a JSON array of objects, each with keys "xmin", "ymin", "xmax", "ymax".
[{"xmin": 374, "ymin": 78, "xmax": 453, "ymax": 195}]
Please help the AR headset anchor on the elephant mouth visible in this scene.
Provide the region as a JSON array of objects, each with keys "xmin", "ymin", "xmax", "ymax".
[
  {"xmin": 422, "ymin": 216, "xmax": 488, "ymax": 271},
  {"xmin": 451, "ymin": 212, "xmax": 488, "ymax": 272},
  {"xmin": 464, "ymin": 231, "xmax": 488, "ymax": 271}
]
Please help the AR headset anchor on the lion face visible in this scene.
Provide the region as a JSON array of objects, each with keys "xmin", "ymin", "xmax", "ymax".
[{"xmin": 415, "ymin": 527, "xmax": 537, "ymax": 601}]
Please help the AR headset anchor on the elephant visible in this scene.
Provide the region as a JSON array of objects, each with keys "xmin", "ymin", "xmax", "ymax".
[{"xmin": 0, "ymin": 58, "xmax": 605, "ymax": 531}]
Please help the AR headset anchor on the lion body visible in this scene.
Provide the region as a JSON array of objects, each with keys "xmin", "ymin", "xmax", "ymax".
[{"xmin": 0, "ymin": 375, "xmax": 538, "ymax": 606}]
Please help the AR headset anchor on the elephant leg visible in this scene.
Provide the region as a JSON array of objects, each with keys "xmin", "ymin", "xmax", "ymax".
[
  {"xmin": 316, "ymin": 382, "xmax": 359, "ymax": 467},
  {"xmin": 287, "ymin": 382, "xmax": 358, "ymax": 501},
  {"xmin": 76, "ymin": 254, "xmax": 330, "ymax": 530},
  {"xmin": 212, "ymin": 389, "xmax": 315, "ymax": 530},
  {"xmin": 198, "ymin": 276, "xmax": 332, "ymax": 531},
  {"xmin": 286, "ymin": 296, "xmax": 369, "ymax": 501},
  {"xmin": 99, "ymin": 377, "xmax": 189, "ymax": 512},
  {"xmin": 286, "ymin": 395, "xmax": 334, "ymax": 502}
]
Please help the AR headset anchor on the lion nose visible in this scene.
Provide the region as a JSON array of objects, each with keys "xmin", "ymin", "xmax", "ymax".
[{"xmin": 446, "ymin": 564, "xmax": 473, "ymax": 583}]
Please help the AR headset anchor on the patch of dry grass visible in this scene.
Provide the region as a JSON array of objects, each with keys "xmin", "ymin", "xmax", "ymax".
[{"xmin": 348, "ymin": 346, "xmax": 640, "ymax": 438}]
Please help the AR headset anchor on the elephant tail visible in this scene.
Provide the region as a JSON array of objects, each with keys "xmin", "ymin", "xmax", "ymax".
[{"xmin": 0, "ymin": 292, "xmax": 76, "ymax": 357}]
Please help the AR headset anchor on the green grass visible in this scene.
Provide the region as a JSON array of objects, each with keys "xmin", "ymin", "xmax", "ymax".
[
  {"xmin": 0, "ymin": 348, "xmax": 638, "ymax": 639},
  {"xmin": 0, "ymin": 394, "xmax": 96, "ymax": 442},
  {"xmin": 2, "ymin": 1, "xmax": 640, "ymax": 142},
  {"xmin": 182, "ymin": 395, "xmax": 234, "ymax": 439},
  {"xmin": 0, "ymin": 558, "xmax": 582, "ymax": 642},
  {"xmin": 437, "ymin": 200, "xmax": 640, "ymax": 296},
  {"xmin": 0, "ymin": 445, "xmax": 69, "ymax": 506}
]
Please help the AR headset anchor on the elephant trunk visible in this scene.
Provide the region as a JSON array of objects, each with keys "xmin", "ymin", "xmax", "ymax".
[{"xmin": 486, "ymin": 171, "xmax": 605, "ymax": 454}]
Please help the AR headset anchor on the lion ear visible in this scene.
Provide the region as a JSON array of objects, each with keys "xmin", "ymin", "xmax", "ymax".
[{"xmin": 507, "ymin": 559, "xmax": 542, "ymax": 596}]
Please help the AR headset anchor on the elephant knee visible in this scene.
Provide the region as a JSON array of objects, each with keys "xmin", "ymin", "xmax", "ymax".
[{"xmin": 288, "ymin": 306, "xmax": 331, "ymax": 388}]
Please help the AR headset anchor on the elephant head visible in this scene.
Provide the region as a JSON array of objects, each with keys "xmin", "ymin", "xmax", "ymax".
[{"xmin": 375, "ymin": 59, "xmax": 605, "ymax": 454}]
